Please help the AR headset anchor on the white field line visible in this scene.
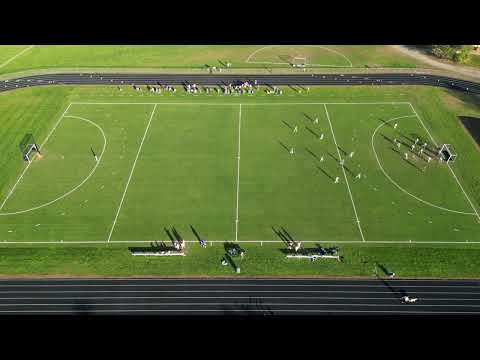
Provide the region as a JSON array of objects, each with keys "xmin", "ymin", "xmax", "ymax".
[
  {"xmin": 235, "ymin": 104, "xmax": 242, "ymax": 242},
  {"xmin": 71, "ymin": 102, "xmax": 411, "ymax": 106},
  {"xmin": 3, "ymin": 240, "xmax": 480, "ymax": 244},
  {"xmin": 106, "ymin": 104, "xmax": 157, "ymax": 242},
  {"xmin": 0, "ymin": 45, "xmax": 35, "ymax": 69},
  {"xmin": 245, "ymin": 45, "xmax": 353, "ymax": 67},
  {"xmin": 324, "ymin": 104, "xmax": 366, "ymax": 242},
  {"xmin": 0, "ymin": 116, "xmax": 107, "ymax": 216},
  {"xmin": 408, "ymin": 103, "xmax": 480, "ymax": 222},
  {"xmin": 0, "ymin": 103, "xmax": 72, "ymax": 212},
  {"xmin": 371, "ymin": 115, "xmax": 475, "ymax": 216}
]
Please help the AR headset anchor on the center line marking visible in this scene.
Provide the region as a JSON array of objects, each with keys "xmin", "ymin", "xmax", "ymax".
[
  {"xmin": 107, "ymin": 104, "xmax": 157, "ymax": 242},
  {"xmin": 235, "ymin": 104, "xmax": 242, "ymax": 242},
  {"xmin": 324, "ymin": 104, "xmax": 366, "ymax": 242}
]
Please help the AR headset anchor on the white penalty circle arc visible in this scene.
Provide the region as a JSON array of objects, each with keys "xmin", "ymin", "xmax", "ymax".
[
  {"xmin": 245, "ymin": 45, "xmax": 353, "ymax": 68},
  {"xmin": 371, "ymin": 114, "xmax": 475, "ymax": 216},
  {"xmin": 0, "ymin": 115, "xmax": 107, "ymax": 216}
]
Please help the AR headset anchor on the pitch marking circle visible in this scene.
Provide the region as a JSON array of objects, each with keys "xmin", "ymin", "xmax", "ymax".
[
  {"xmin": 0, "ymin": 115, "xmax": 107, "ymax": 216},
  {"xmin": 372, "ymin": 114, "xmax": 475, "ymax": 216}
]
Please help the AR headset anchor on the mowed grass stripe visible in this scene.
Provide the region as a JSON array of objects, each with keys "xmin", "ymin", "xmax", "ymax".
[
  {"xmin": 110, "ymin": 104, "xmax": 238, "ymax": 243},
  {"xmin": 239, "ymin": 105, "xmax": 360, "ymax": 242},
  {"xmin": 0, "ymin": 88, "xmax": 73, "ymax": 206},
  {"xmin": 0, "ymin": 103, "xmax": 155, "ymax": 242}
]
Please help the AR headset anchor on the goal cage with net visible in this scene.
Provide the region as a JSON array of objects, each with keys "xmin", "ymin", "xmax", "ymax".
[
  {"xmin": 439, "ymin": 143, "xmax": 457, "ymax": 162},
  {"xmin": 19, "ymin": 133, "xmax": 40, "ymax": 163}
]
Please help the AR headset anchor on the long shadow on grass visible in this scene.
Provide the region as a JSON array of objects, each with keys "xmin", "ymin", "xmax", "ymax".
[
  {"xmin": 343, "ymin": 165, "xmax": 355, "ymax": 178},
  {"xmin": 164, "ymin": 228, "xmax": 174, "ymax": 242},
  {"xmin": 378, "ymin": 117, "xmax": 392, "ymax": 128},
  {"xmin": 327, "ymin": 151, "xmax": 338, "ymax": 163},
  {"xmin": 381, "ymin": 133, "xmax": 393, "ymax": 144},
  {"xmin": 172, "ymin": 227, "xmax": 183, "ymax": 242},
  {"xmin": 305, "ymin": 126, "xmax": 320, "ymax": 139},
  {"xmin": 272, "ymin": 226, "xmax": 291, "ymax": 246},
  {"xmin": 280, "ymin": 227, "xmax": 295, "ymax": 243},
  {"xmin": 302, "ymin": 112, "xmax": 313, "ymax": 123},
  {"xmin": 378, "ymin": 263, "xmax": 391, "ymax": 276},
  {"xmin": 281, "ymin": 120, "xmax": 293, "ymax": 130},
  {"xmin": 190, "ymin": 225, "xmax": 203, "ymax": 245},
  {"xmin": 278, "ymin": 140, "xmax": 290, "ymax": 153},
  {"xmin": 305, "ymin": 147, "xmax": 320, "ymax": 161},
  {"xmin": 317, "ymin": 166, "xmax": 334, "ymax": 181},
  {"xmin": 338, "ymin": 146, "xmax": 348, "ymax": 157},
  {"xmin": 129, "ymin": 241, "xmax": 173, "ymax": 253},
  {"xmin": 288, "ymin": 84, "xmax": 299, "ymax": 93}
]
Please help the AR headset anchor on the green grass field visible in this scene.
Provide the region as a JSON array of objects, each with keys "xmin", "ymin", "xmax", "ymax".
[
  {"xmin": 0, "ymin": 84, "xmax": 480, "ymax": 276},
  {"xmin": 0, "ymin": 45, "xmax": 422, "ymax": 76}
]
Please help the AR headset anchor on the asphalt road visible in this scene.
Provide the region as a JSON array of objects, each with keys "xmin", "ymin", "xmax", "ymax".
[
  {"xmin": 1, "ymin": 72, "xmax": 480, "ymax": 94},
  {"xmin": 0, "ymin": 278, "xmax": 479, "ymax": 315}
]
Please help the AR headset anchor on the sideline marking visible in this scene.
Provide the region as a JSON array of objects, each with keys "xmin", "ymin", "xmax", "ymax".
[
  {"xmin": 0, "ymin": 45, "xmax": 35, "ymax": 69},
  {"xmin": 371, "ymin": 115, "xmax": 474, "ymax": 215},
  {"xmin": 106, "ymin": 104, "xmax": 157, "ymax": 242},
  {"xmin": 235, "ymin": 104, "xmax": 242, "ymax": 242},
  {"xmin": 2, "ymin": 240, "xmax": 480, "ymax": 244},
  {"xmin": 0, "ymin": 116, "xmax": 107, "ymax": 216},
  {"xmin": 0, "ymin": 102, "xmax": 71, "ymax": 212},
  {"xmin": 71, "ymin": 102, "xmax": 410, "ymax": 106},
  {"xmin": 408, "ymin": 103, "xmax": 480, "ymax": 222},
  {"xmin": 245, "ymin": 45, "xmax": 353, "ymax": 67},
  {"xmin": 324, "ymin": 104, "xmax": 366, "ymax": 242}
]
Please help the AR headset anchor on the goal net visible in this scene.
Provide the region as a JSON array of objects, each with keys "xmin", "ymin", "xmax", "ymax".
[
  {"xmin": 19, "ymin": 133, "xmax": 40, "ymax": 163},
  {"xmin": 439, "ymin": 143, "xmax": 457, "ymax": 162}
]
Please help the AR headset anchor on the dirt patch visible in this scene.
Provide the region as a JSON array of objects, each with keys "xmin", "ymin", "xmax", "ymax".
[{"xmin": 459, "ymin": 116, "xmax": 480, "ymax": 148}]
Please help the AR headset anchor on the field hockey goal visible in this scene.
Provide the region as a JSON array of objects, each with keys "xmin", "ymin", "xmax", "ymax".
[
  {"xmin": 439, "ymin": 143, "xmax": 457, "ymax": 162},
  {"xmin": 19, "ymin": 133, "xmax": 41, "ymax": 163}
]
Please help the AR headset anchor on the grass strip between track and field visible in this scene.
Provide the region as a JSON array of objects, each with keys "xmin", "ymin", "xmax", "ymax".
[{"xmin": 1, "ymin": 244, "xmax": 480, "ymax": 278}]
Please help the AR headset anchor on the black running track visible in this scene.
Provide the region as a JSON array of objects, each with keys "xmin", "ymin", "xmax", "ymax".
[
  {"xmin": 1, "ymin": 72, "xmax": 480, "ymax": 94},
  {"xmin": 0, "ymin": 278, "xmax": 479, "ymax": 315}
]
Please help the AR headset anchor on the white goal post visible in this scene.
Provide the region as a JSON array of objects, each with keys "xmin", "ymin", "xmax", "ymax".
[
  {"xmin": 23, "ymin": 144, "xmax": 40, "ymax": 163},
  {"xmin": 439, "ymin": 143, "xmax": 457, "ymax": 162},
  {"xmin": 19, "ymin": 133, "xmax": 41, "ymax": 163}
]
